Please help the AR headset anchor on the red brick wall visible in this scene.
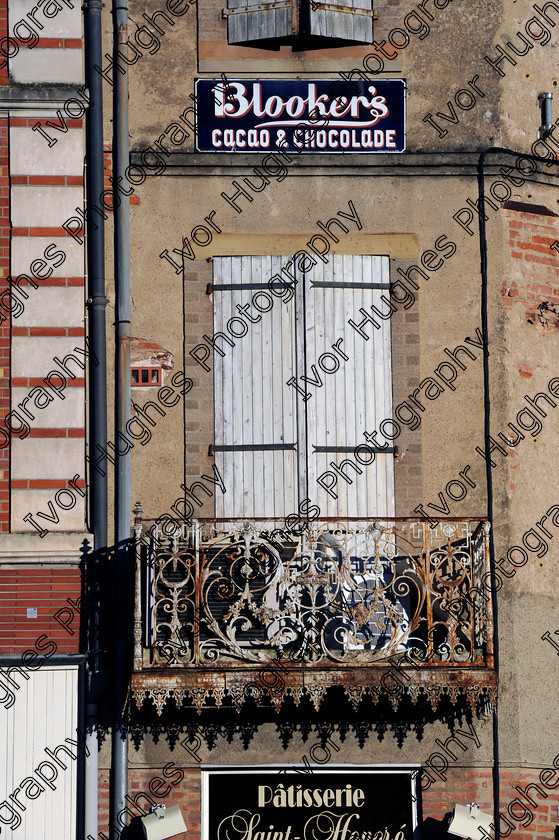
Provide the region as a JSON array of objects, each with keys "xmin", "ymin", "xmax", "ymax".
[
  {"xmin": 0, "ymin": 115, "xmax": 9, "ymax": 530},
  {"xmin": 423, "ymin": 765, "xmax": 559, "ymax": 840},
  {"xmin": 422, "ymin": 766, "xmax": 494, "ymax": 819},
  {"xmin": 98, "ymin": 767, "xmax": 198, "ymax": 839},
  {"xmin": 0, "ymin": 567, "xmax": 81, "ymax": 653},
  {"xmin": 503, "ymin": 208, "xmax": 559, "ymax": 330},
  {"xmin": 98, "ymin": 762, "xmax": 559, "ymax": 840},
  {"xmin": 499, "ymin": 769, "xmax": 559, "ymax": 840}
]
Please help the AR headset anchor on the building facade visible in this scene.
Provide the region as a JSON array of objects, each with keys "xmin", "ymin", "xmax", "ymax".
[
  {"xmin": 0, "ymin": 0, "xmax": 90, "ymax": 835},
  {"xmin": 3, "ymin": 0, "xmax": 559, "ymax": 838},
  {"xmin": 115, "ymin": 0, "xmax": 559, "ymax": 837}
]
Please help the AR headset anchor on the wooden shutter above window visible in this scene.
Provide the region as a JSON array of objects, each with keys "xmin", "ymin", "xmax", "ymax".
[
  {"xmin": 226, "ymin": 0, "xmax": 373, "ymax": 47},
  {"xmin": 226, "ymin": 0, "xmax": 296, "ymax": 46},
  {"xmin": 309, "ymin": 0, "xmax": 373, "ymax": 44}
]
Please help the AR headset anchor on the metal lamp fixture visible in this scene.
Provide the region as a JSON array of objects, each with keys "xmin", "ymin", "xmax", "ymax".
[
  {"xmin": 448, "ymin": 803, "xmax": 493, "ymax": 840},
  {"xmin": 537, "ymin": 92, "xmax": 553, "ymax": 138},
  {"xmin": 140, "ymin": 804, "xmax": 187, "ymax": 840}
]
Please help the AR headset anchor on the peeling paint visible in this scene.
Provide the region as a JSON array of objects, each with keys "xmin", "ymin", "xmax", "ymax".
[{"xmin": 130, "ymin": 336, "xmax": 174, "ymax": 370}]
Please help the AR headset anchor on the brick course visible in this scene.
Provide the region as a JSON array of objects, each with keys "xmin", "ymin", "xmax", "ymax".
[
  {"xmin": 423, "ymin": 765, "xmax": 559, "ymax": 840},
  {"xmin": 391, "ymin": 257, "xmax": 422, "ymax": 516},
  {"xmin": 0, "ymin": 567, "xmax": 81, "ymax": 653},
  {"xmin": 503, "ymin": 208, "xmax": 559, "ymax": 330},
  {"xmin": 97, "ymin": 766, "xmax": 198, "ymax": 839},
  {"xmin": 0, "ymin": 113, "xmax": 9, "ymax": 529}
]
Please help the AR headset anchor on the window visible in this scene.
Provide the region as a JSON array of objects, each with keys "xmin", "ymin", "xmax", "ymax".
[
  {"xmin": 226, "ymin": 0, "xmax": 374, "ymax": 48},
  {"xmin": 211, "ymin": 254, "xmax": 394, "ymax": 519},
  {"xmin": 131, "ymin": 366, "xmax": 161, "ymax": 387}
]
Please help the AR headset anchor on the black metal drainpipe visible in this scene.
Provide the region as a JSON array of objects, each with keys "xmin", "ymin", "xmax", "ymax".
[
  {"xmin": 111, "ymin": 0, "xmax": 131, "ymax": 832},
  {"xmin": 477, "ymin": 146, "xmax": 559, "ymax": 840},
  {"xmin": 83, "ymin": 0, "xmax": 107, "ymax": 835}
]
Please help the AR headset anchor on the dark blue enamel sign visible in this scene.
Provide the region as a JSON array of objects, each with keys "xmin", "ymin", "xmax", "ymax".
[{"xmin": 195, "ymin": 79, "xmax": 406, "ymax": 154}]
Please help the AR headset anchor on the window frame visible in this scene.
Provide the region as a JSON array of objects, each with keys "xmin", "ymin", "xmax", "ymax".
[{"xmin": 130, "ymin": 365, "xmax": 162, "ymax": 387}]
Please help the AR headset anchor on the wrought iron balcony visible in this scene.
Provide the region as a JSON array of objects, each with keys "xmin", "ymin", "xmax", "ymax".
[{"xmin": 130, "ymin": 516, "xmax": 496, "ymax": 715}]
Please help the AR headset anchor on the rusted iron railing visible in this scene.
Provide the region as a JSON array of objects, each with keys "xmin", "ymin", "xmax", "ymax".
[{"xmin": 133, "ymin": 515, "xmax": 493, "ymax": 671}]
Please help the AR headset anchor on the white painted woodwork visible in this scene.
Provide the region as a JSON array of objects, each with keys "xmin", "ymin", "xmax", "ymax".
[
  {"xmin": 213, "ymin": 256, "xmax": 298, "ymax": 518},
  {"xmin": 0, "ymin": 666, "xmax": 79, "ymax": 839},
  {"xmin": 305, "ymin": 255, "xmax": 394, "ymax": 517},
  {"xmin": 212, "ymin": 255, "xmax": 394, "ymax": 519}
]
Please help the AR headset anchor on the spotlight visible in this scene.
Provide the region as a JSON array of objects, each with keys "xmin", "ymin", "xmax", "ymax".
[
  {"xmin": 140, "ymin": 804, "xmax": 187, "ymax": 840},
  {"xmin": 448, "ymin": 803, "xmax": 493, "ymax": 840}
]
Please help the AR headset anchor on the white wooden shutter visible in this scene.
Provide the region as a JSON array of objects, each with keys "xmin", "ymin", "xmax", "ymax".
[
  {"xmin": 213, "ymin": 256, "xmax": 298, "ymax": 518},
  {"xmin": 309, "ymin": 0, "xmax": 373, "ymax": 43},
  {"xmin": 212, "ymin": 254, "xmax": 393, "ymax": 519},
  {"xmin": 304, "ymin": 254, "xmax": 394, "ymax": 517},
  {"xmin": 226, "ymin": 0, "xmax": 295, "ymax": 45},
  {"xmin": 0, "ymin": 665, "xmax": 79, "ymax": 840}
]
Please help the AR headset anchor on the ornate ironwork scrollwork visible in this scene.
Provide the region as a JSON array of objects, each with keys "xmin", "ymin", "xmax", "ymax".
[{"xmin": 144, "ymin": 519, "xmax": 492, "ymax": 669}]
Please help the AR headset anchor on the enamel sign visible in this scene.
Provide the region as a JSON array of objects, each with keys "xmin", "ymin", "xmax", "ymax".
[
  {"xmin": 195, "ymin": 79, "xmax": 406, "ymax": 153},
  {"xmin": 202, "ymin": 767, "xmax": 418, "ymax": 840}
]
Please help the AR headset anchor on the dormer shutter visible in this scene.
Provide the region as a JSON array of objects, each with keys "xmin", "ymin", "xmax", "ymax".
[
  {"xmin": 309, "ymin": 0, "xmax": 373, "ymax": 43},
  {"xmin": 226, "ymin": 0, "xmax": 296, "ymax": 46},
  {"xmin": 226, "ymin": 0, "xmax": 373, "ymax": 46}
]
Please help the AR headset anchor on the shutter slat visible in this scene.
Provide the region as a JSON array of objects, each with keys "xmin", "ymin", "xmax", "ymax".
[
  {"xmin": 294, "ymin": 258, "xmax": 308, "ymax": 508},
  {"xmin": 251, "ymin": 255, "xmax": 265, "ymax": 513},
  {"xmin": 279, "ymin": 256, "xmax": 298, "ymax": 513},
  {"xmin": 212, "ymin": 444, "xmax": 296, "ymax": 452}
]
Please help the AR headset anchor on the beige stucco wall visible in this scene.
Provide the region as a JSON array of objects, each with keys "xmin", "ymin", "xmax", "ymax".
[{"xmin": 98, "ymin": 0, "xmax": 559, "ymax": 775}]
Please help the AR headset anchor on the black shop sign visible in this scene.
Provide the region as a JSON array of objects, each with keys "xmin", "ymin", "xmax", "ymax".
[
  {"xmin": 195, "ymin": 79, "xmax": 406, "ymax": 154},
  {"xmin": 202, "ymin": 767, "xmax": 418, "ymax": 840}
]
